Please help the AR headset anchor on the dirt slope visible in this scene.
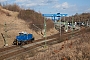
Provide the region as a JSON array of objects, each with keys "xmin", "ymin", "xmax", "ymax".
[{"xmin": 0, "ymin": 6, "xmax": 58, "ymax": 47}]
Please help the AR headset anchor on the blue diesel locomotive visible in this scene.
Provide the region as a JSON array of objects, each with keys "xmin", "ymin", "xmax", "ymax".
[{"xmin": 13, "ymin": 32, "xmax": 34, "ymax": 45}]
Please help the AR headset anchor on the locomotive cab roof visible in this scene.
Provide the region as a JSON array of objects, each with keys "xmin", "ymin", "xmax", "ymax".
[{"xmin": 19, "ymin": 31, "xmax": 28, "ymax": 35}]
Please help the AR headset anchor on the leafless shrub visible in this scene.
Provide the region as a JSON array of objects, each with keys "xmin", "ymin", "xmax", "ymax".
[{"xmin": 2, "ymin": 3, "xmax": 21, "ymax": 12}]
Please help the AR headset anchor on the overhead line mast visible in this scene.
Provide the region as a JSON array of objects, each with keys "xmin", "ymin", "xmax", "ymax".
[{"xmin": 42, "ymin": 13, "xmax": 68, "ymax": 47}]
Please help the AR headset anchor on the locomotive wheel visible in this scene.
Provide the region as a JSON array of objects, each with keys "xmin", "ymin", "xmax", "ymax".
[
  {"xmin": 18, "ymin": 41, "xmax": 21, "ymax": 45},
  {"xmin": 13, "ymin": 39, "xmax": 18, "ymax": 45}
]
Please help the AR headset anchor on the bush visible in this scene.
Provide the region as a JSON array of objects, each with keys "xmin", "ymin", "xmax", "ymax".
[{"xmin": 18, "ymin": 9, "xmax": 54, "ymax": 31}]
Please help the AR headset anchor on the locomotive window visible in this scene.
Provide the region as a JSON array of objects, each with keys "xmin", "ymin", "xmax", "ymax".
[{"xmin": 19, "ymin": 33, "xmax": 24, "ymax": 35}]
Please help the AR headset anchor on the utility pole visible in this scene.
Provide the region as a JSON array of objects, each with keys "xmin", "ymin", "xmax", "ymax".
[
  {"xmin": 87, "ymin": 19, "xmax": 89, "ymax": 27},
  {"xmin": 44, "ymin": 17, "xmax": 47, "ymax": 48},
  {"xmin": 4, "ymin": 22, "xmax": 8, "ymax": 46},
  {"xmin": 65, "ymin": 20, "xmax": 68, "ymax": 32},
  {"xmin": 72, "ymin": 17, "xmax": 74, "ymax": 37},
  {"xmin": 59, "ymin": 16, "xmax": 61, "ymax": 40}
]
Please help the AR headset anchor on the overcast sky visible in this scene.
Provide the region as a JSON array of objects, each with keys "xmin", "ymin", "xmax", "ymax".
[{"xmin": 0, "ymin": 0, "xmax": 90, "ymax": 16}]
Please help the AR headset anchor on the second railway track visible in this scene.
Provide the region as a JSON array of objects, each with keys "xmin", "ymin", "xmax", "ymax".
[{"xmin": 0, "ymin": 27, "xmax": 89, "ymax": 60}]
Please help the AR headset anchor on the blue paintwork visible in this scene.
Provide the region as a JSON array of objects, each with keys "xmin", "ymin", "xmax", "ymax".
[
  {"xmin": 42, "ymin": 13, "xmax": 67, "ymax": 17},
  {"xmin": 16, "ymin": 34, "xmax": 33, "ymax": 41},
  {"xmin": 42, "ymin": 13, "xmax": 67, "ymax": 22}
]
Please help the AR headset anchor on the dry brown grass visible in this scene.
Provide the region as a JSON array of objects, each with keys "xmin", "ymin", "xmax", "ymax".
[
  {"xmin": 26, "ymin": 30, "xmax": 90, "ymax": 60},
  {"xmin": 1, "ymin": 3, "xmax": 55, "ymax": 31},
  {"xmin": 0, "ymin": 5, "xmax": 58, "ymax": 47}
]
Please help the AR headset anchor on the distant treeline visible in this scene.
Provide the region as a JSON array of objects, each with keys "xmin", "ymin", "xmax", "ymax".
[{"xmin": 61, "ymin": 13, "xmax": 90, "ymax": 22}]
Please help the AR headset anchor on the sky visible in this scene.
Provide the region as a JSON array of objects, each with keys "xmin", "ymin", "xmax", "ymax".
[{"xmin": 0, "ymin": 0, "xmax": 90, "ymax": 16}]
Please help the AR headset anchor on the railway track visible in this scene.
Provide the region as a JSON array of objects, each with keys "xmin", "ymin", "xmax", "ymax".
[
  {"xmin": 0, "ymin": 34, "xmax": 57, "ymax": 53},
  {"xmin": 0, "ymin": 29, "xmax": 80, "ymax": 53},
  {"xmin": 0, "ymin": 46, "xmax": 18, "ymax": 53},
  {"xmin": 0, "ymin": 38, "xmax": 58, "ymax": 60},
  {"xmin": 0, "ymin": 27, "xmax": 89, "ymax": 60}
]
